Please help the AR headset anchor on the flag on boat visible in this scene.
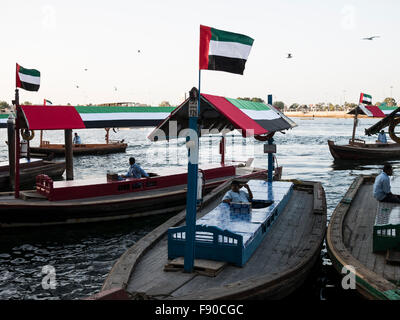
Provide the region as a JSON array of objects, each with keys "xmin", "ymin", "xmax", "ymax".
[
  {"xmin": 199, "ymin": 25, "xmax": 254, "ymax": 75},
  {"xmin": 359, "ymin": 93, "xmax": 372, "ymax": 105},
  {"xmin": 16, "ymin": 63, "xmax": 40, "ymax": 92},
  {"xmin": 349, "ymin": 93, "xmax": 398, "ymax": 117},
  {"xmin": 44, "ymin": 99, "xmax": 53, "ymax": 105}
]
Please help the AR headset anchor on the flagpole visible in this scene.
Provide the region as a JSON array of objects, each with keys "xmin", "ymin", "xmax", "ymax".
[
  {"xmin": 14, "ymin": 88, "xmax": 20, "ymax": 199},
  {"xmin": 184, "ymin": 70, "xmax": 201, "ymax": 272}
]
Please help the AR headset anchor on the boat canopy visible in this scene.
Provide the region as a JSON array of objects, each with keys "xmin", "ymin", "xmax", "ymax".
[
  {"xmin": 348, "ymin": 104, "xmax": 398, "ymax": 118},
  {"xmin": 19, "ymin": 105, "xmax": 85, "ymax": 130},
  {"xmin": 148, "ymin": 93, "xmax": 296, "ymax": 141},
  {"xmin": 365, "ymin": 107, "xmax": 400, "ymax": 136},
  {"xmin": 1, "ymin": 105, "xmax": 176, "ymax": 129}
]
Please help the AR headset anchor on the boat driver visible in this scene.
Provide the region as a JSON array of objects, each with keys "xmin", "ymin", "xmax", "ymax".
[
  {"xmin": 73, "ymin": 132, "xmax": 82, "ymax": 144},
  {"xmin": 222, "ymin": 180, "xmax": 253, "ymax": 204},
  {"xmin": 123, "ymin": 157, "xmax": 149, "ymax": 179},
  {"xmin": 377, "ymin": 130, "xmax": 387, "ymax": 144},
  {"xmin": 373, "ymin": 164, "xmax": 400, "ymax": 203}
]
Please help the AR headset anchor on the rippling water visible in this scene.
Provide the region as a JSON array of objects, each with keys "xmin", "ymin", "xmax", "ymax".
[{"xmin": 0, "ymin": 117, "xmax": 396, "ymax": 300}]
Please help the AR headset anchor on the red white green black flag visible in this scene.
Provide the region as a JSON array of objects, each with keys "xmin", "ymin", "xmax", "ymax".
[
  {"xmin": 199, "ymin": 25, "xmax": 254, "ymax": 75},
  {"xmin": 359, "ymin": 93, "xmax": 372, "ymax": 105},
  {"xmin": 16, "ymin": 63, "xmax": 40, "ymax": 92}
]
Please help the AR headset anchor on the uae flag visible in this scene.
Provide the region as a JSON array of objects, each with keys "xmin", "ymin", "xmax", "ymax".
[
  {"xmin": 44, "ymin": 99, "xmax": 53, "ymax": 105},
  {"xmin": 359, "ymin": 93, "xmax": 372, "ymax": 105},
  {"xmin": 16, "ymin": 63, "xmax": 40, "ymax": 91},
  {"xmin": 199, "ymin": 25, "xmax": 254, "ymax": 75}
]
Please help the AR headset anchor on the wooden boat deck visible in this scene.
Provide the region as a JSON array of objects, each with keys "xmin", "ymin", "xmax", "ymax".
[
  {"xmin": 343, "ymin": 183, "xmax": 400, "ymax": 283},
  {"xmin": 327, "ymin": 176, "xmax": 400, "ymax": 300},
  {"xmin": 103, "ymin": 179, "xmax": 326, "ymax": 300}
]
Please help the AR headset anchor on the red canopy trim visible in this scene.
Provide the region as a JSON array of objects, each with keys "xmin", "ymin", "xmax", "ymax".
[
  {"xmin": 20, "ymin": 105, "xmax": 86, "ymax": 130},
  {"xmin": 365, "ymin": 106, "xmax": 386, "ymax": 117},
  {"xmin": 201, "ymin": 94, "xmax": 267, "ymax": 136}
]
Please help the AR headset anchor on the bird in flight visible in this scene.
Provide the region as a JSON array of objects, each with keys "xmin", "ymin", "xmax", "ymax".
[
  {"xmin": 362, "ymin": 36, "xmax": 380, "ymax": 40},
  {"xmin": 286, "ymin": 53, "xmax": 293, "ymax": 59}
]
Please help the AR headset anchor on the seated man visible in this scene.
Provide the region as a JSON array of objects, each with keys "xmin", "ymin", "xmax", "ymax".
[
  {"xmin": 223, "ymin": 180, "xmax": 253, "ymax": 204},
  {"xmin": 373, "ymin": 164, "xmax": 400, "ymax": 203},
  {"xmin": 73, "ymin": 132, "xmax": 82, "ymax": 144},
  {"xmin": 377, "ymin": 130, "xmax": 387, "ymax": 144},
  {"xmin": 122, "ymin": 157, "xmax": 149, "ymax": 179}
]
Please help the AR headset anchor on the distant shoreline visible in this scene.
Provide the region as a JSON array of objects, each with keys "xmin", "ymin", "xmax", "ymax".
[{"xmin": 283, "ymin": 111, "xmax": 367, "ymax": 119}]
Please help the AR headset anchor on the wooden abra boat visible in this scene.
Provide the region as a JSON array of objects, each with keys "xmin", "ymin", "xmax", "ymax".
[
  {"xmin": 328, "ymin": 140, "xmax": 400, "ymax": 161},
  {"xmin": 100, "ymin": 175, "xmax": 327, "ymax": 300},
  {"xmin": 0, "ymin": 163, "xmax": 256, "ymax": 228},
  {"xmin": 30, "ymin": 128, "xmax": 127, "ymax": 156},
  {"xmin": 327, "ymin": 97, "xmax": 400, "ymax": 161},
  {"xmin": 30, "ymin": 141, "xmax": 127, "ymax": 156},
  {"xmin": 0, "ymin": 159, "xmax": 65, "ymax": 191},
  {"xmin": 327, "ymin": 175, "xmax": 400, "ymax": 300}
]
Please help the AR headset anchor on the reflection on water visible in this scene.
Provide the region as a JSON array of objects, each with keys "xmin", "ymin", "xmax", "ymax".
[{"xmin": 0, "ymin": 117, "xmax": 395, "ymax": 300}]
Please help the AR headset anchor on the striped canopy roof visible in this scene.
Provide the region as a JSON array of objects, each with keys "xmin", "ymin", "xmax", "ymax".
[
  {"xmin": 0, "ymin": 105, "xmax": 176, "ymax": 129},
  {"xmin": 348, "ymin": 104, "xmax": 398, "ymax": 117},
  {"xmin": 148, "ymin": 93, "xmax": 296, "ymax": 141}
]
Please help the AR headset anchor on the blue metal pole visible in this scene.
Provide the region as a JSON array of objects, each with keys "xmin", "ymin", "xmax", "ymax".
[
  {"xmin": 184, "ymin": 72, "xmax": 201, "ymax": 272},
  {"xmin": 267, "ymin": 94, "xmax": 274, "ymax": 183}
]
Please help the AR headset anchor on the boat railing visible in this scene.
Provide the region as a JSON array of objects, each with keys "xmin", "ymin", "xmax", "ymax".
[
  {"xmin": 373, "ymin": 202, "xmax": 400, "ymax": 252},
  {"xmin": 168, "ymin": 225, "xmax": 244, "ymax": 266}
]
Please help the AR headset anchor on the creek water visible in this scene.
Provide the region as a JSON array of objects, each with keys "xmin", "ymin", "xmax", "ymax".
[{"xmin": 0, "ymin": 117, "xmax": 394, "ymax": 300}]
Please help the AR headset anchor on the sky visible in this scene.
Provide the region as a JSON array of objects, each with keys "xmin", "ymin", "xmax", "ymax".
[{"xmin": 1, "ymin": 0, "xmax": 399, "ymax": 106}]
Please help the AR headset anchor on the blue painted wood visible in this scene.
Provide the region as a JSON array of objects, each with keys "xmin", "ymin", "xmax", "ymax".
[
  {"xmin": 168, "ymin": 180, "xmax": 294, "ymax": 266},
  {"xmin": 184, "ymin": 76, "xmax": 201, "ymax": 272},
  {"xmin": 267, "ymin": 94, "xmax": 274, "ymax": 183}
]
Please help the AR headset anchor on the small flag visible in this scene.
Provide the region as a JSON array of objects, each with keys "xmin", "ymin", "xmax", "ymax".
[
  {"xmin": 16, "ymin": 63, "xmax": 40, "ymax": 92},
  {"xmin": 199, "ymin": 25, "xmax": 254, "ymax": 75},
  {"xmin": 359, "ymin": 93, "xmax": 372, "ymax": 105},
  {"xmin": 44, "ymin": 99, "xmax": 53, "ymax": 105}
]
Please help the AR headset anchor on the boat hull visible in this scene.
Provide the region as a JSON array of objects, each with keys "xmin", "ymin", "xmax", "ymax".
[
  {"xmin": 328, "ymin": 140, "xmax": 400, "ymax": 161},
  {"xmin": 0, "ymin": 170, "xmax": 251, "ymax": 228},
  {"xmin": 30, "ymin": 143, "xmax": 128, "ymax": 156},
  {"xmin": 0, "ymin": 160, "xmax": 65, "ymax": 191},
  {"xmin": 326, "ymin": 175, "xmax": 400, "ymax": 300}
]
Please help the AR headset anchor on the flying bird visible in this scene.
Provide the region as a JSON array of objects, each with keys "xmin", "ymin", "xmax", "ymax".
[
  {"xmin": 286, "ymin": 53, "xmax": 293, "ymax": 59},
  {"xmin": 362, "ymin": 36, "xmax": 380, "ymax": 40}
]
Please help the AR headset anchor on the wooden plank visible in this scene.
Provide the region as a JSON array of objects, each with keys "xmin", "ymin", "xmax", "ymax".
[
  {"xmin": 164, "ymin": 257, "xmax": 227, "ymax": 277},
  {"xmin": 313, "ymin": 182, "xmax": 325, "ymax": 214}
]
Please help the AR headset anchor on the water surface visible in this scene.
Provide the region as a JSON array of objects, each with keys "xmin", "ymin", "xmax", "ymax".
[{"xmin": 0, "ymin": 117, "xmax": 395, "ymax": 299}]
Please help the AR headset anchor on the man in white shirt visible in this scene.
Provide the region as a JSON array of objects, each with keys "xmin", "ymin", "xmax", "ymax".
[
  {"xmin": 373, "ymin": 164, "xmax": 400, "ymax": 203},
  {"xmin": 223, "ymin": 180, "xmax": 253, "ymax": 204}
]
